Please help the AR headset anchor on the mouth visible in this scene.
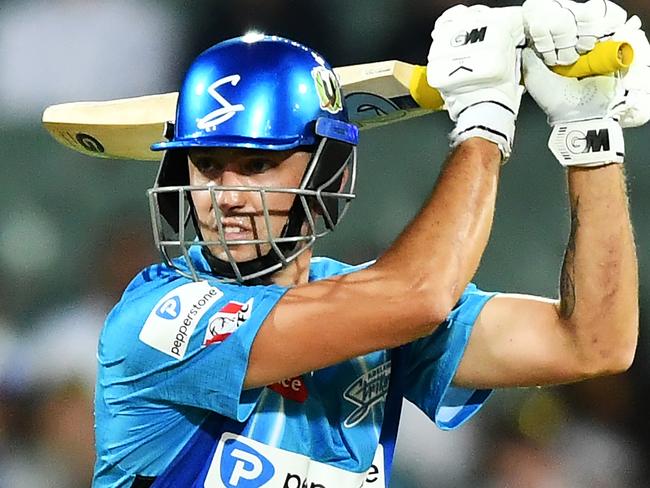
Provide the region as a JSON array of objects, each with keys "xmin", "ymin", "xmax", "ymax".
[{"xmin": 201, "ymin": 218, "xmax": 256, "ymax": 242}]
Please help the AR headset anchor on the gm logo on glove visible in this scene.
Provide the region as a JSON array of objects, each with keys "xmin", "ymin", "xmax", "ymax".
[
  {"xmin": 451, "ymin": 26, "xmax": 488, "ymax": 47},
  {"xmin": 566, "ymin": 128, "xmax": 611, "ymax": 154}
]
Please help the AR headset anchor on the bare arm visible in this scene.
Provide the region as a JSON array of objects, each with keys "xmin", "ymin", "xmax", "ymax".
[
  {"xmin": 455, "ymin": 163, "xmax": 638, "ymax": 388},
  {"xmin": 245, "ymin": 138, "xmax": 501, "ymax": 388}
]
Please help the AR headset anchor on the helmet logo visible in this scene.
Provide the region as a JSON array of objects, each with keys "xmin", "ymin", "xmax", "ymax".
[
  {"xmin": 196, "ymin": 74, "xmax": 246, "ymax": 132},
  {"xmin": 311, "ymin": 66, "xmax": 343, "ymax": 114}
]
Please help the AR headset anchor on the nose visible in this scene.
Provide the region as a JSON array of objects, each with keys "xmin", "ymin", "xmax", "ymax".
[{"xmin": 214, "ymin": 169, "xmax": 246, "ymax": 213}]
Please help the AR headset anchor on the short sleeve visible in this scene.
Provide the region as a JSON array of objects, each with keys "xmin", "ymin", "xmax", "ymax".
[
  {"xmin": 98, "ymin": 277, "xmax": 287, "ymax": 422},
  {"xmin": 402, "ymin": 283, "xmax": 496, "ymax": 430}
]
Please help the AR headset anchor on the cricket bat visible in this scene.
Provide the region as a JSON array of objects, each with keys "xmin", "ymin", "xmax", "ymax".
[{"xmin": 42, "ymin": 40, "xmax": 633, "ymax": 162}]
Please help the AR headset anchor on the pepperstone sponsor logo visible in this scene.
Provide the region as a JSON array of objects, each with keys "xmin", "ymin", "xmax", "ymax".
[
  {"xmin": 205, "ymin": 433, "xmax": 385, "ymax": 487},
  {"xmin": 343, "ymin": 361, "xmax": 391, "ymax": 428},
  {"xmin": 139, "ymin": 281, "xmax": 223, "ymax": 359}
]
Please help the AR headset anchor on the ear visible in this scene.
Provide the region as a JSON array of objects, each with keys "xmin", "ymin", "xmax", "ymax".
[{"xmin": 339, "ymin": 165, "xmax": 350, "ymax": 192}]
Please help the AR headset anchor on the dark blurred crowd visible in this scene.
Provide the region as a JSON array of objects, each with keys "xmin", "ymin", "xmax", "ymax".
[{"xmin": 1, "ymin": 1, "xmax": 649, "ymax": 486}]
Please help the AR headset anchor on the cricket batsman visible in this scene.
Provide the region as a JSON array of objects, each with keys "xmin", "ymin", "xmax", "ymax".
[{"xmin": 90, "ymin": 1, "xmax": 649, "ymax": 486}]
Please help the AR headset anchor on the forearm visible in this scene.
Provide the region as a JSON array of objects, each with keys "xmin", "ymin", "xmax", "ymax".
[
  {"xmin": 558, "ymin": 164, "xmax": 638, "ymax": 370},
  {"xmin": 248, "ymin": 138, "xmax": 501, "ymax": 388},
  {"xmin": 376, "ymin": 138, "xmax": 501, "ymax": 312}
]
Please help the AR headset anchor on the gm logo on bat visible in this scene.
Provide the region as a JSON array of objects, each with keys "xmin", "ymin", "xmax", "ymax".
[
  {"xmin": 344, "ymin": 92, "xmax": 410, "ymax": 128},
  {"xmin": 75, "ymin": 132, "xmax": 105, "ymax": 154}
]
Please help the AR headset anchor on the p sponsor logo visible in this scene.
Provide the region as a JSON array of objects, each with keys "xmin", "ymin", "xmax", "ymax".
[
  {"xmin": 139, "ymin": 281, "xmax": 223, "ymax": 360},
  {"xmin": 156, "ymin": 296, "xmax": 181, "ymax": 319},
  {"xmin": 219, "ymin": 437, "xmax": 275, "ymax": 487}
]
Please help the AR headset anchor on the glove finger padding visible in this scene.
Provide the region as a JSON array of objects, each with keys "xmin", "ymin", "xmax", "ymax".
[
  {"xmin": 610, "ymin": 16, "xmax": 650, "ymax": 127},
  {"xmin": 427, "ymin": 5, "xmax": 524, "ymax": 160},
  {"xmin": 524, "ymin": 0, "xmax": 580, "ymax": 65},
  {"xmin": 524, "ymin": 0, "xmax": 628, "ymax": 63},
  {"xmin": 524, "ymin": 0, "xmax": 577, "ymax": 65}
]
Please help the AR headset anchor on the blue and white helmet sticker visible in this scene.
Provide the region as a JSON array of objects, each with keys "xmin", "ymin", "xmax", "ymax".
[{"xmin": 196, "ymin": 74, "xmax": 246, "ymax": 132}]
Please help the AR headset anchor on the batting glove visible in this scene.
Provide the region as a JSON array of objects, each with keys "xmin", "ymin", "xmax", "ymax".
[
  {"xmin": 523, "ymin": 0, "xmax": 628, "ymax": 66},
  {"xmin": 523, "ymin": 47, "xmax": 625, "ymax": 167},
  {"xmin": 427, "ymin": 5, "xmax": 525, "ymax": 161}
]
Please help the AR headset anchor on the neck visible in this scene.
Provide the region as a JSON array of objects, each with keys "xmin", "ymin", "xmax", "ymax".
[{"xmin": 271, "ymin": 250, "xmax": 313, "ymax": 287}]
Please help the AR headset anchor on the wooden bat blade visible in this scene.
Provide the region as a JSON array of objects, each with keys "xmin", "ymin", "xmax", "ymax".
[
  {"xmin": 42, "ymin": 60, "xmax": 433, "ymax": 161},
  {"xmin": 43, "ymin": 93, "xmax": 178, "ymax": 161}
]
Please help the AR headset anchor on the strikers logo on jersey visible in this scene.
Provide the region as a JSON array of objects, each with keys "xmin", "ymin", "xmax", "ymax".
[
  {"xmin": 203, "ymin": 298, "xmax": 254, "ymax": 346},
  {"xmin": 343, "ymin": 360, "xmax": 391, "ymax": 428}
]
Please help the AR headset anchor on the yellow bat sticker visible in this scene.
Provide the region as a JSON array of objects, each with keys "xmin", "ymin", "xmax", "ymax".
[{"xmin": 312, "ymin": 66, "xmax": 343, "ymax": 114}]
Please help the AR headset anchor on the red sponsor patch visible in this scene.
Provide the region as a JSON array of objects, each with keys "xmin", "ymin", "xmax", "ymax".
[
  {"xmin": 268, "ymin": 376, "xmax": 308, "ymax": 403},
  {"xmin": 203, "ymin": 298, "xmax": 253, "ymax": 346}
]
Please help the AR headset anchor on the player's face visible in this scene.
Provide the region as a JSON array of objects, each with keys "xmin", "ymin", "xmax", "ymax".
[{"xmin": 187, "ymin": 147, "xmax": 311, "ymax": 263}]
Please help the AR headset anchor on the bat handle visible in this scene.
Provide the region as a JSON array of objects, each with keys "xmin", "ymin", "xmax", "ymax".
[
  {"xmin": 551, "ymin": 40, "xmax": 633, "ymax": 77},
  {"xmin": 409, "ymin": 65, "xmax": 445, "ymax": 112},
  {"xmin": 409, "ymin": 40, "xmax": 635, "ymax": 112}
]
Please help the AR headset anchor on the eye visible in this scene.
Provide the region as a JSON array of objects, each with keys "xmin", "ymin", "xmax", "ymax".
[
  {"xmin": 192, "ymin": 158, "xmax": 223, "ymax": 176},
  {"xmin": 242, "ymin": 158, "xmax": 275, "ymax": 175}
]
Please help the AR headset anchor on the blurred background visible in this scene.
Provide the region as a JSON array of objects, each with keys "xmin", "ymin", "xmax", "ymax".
[{"xmin": 0, "ymin": 0, "xmax": 649, "ymax": 486}]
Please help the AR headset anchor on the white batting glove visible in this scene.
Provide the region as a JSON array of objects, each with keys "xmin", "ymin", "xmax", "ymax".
[
  {"xmin": 609, "ymin": 16, "xmax": 650, "ymax": 127},
  {"xmin": 523, "ymin": 47, "xmax": 625, "ymax": 167},
  {"xmin": 523, "ymin": 0, "xmax": 627, "ymax": 66},
  {"xmin": 427, "ymin": 5, "xmax": 525, "ymax": 160}
]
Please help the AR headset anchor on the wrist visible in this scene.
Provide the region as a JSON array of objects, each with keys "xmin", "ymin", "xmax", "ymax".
[
  {"xmin": 455, "ymin": 137, "xmax": 502, "ymax": 166},
  {"xmin": 451, "ymin": 100, "xmax": 518, "ymax": 162}
]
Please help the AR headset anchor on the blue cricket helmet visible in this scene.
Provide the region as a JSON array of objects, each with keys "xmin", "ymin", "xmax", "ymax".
[
  {"xmin": 151, "ymin": 34, "xmax": 358, "ymax": 152},
  {"xmin": 148, "ymin": 35, "xmax": 359, "ymax": 283}
]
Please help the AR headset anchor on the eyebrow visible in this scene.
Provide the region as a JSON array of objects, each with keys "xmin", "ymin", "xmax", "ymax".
[{"xmin": 189, "ymin": 149, "xmax": 285, "ymax": 159}]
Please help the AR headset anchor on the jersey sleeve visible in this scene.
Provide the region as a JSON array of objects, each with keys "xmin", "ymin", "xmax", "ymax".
[
  {"xmin": 98, "ymin": 276, "xmax": 287, "ymax": 422},
  {"xmin": 402, "ymin": 283, "xmax": 496, "ymax": 430}
]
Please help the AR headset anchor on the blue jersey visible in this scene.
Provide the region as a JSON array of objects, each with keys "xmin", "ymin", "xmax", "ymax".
[{"xmin": 94, "ymin": 246, "xmax": 495, "ymax": 488}]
